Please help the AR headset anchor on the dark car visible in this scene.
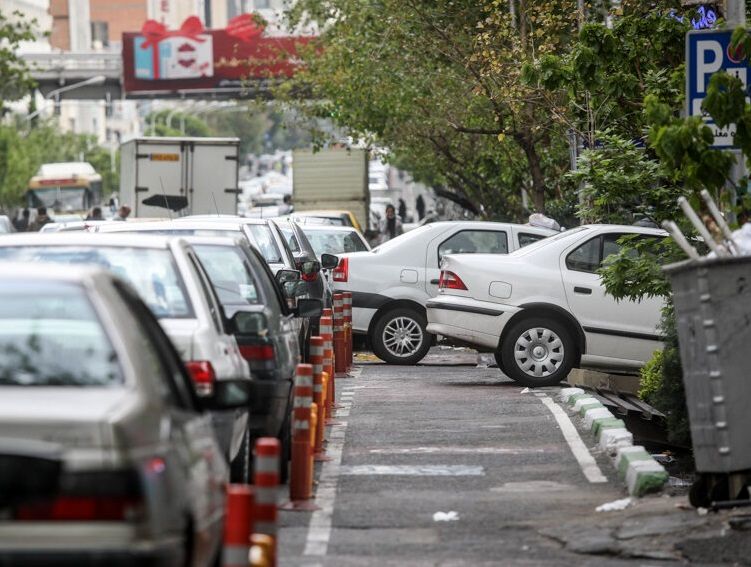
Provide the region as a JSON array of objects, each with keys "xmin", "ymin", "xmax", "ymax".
[{"xmin": 185, "ymin": 236, "xmax": 321, "ymax": 480}]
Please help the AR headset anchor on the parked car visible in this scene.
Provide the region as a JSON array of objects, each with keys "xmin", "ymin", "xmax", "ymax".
[
  {"xmin": 97, "ymin": 219, "xmax": 313, "ymax": 357},
  {"xmin": 184, "ymin": 235, "xmax": 313, "ymax": 478},
  {"xmin": 0, "ymin": 263, "xmax": 252, "ymax": 565},
  {"xmin": 287, "ymin": 210, "xmax": 364, "ymax": 233},
  {"xmin": 331, "ymin": 221, "xmax": 557, "ymax": 365},
  {"xmin": 426, "ymin": 225, "xmax": 666, "ymax": 387},
  {"xmin": 0, "ymin": 233, "xmax": 252, "ymax": 480}
]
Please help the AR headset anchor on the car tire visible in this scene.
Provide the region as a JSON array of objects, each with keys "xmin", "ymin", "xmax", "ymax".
[
  {"xmin": 500, "ymin": 317, "xmax": 575, "ymax": 387},
  {"xmin": 371, "ymin": 307, "xmax": 431, "ymax": 365}
]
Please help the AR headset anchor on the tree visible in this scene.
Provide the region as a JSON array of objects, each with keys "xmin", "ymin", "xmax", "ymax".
[
  {"xmin": 280, "ymin": 0, "xmax": 585, "ymax": 219},
  {"xmin": 0, "ymin": 10, "xmax": 37, "ymax": 113}
]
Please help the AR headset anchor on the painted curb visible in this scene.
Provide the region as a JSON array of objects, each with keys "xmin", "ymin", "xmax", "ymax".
[{"xmin": 562, "ymin": 389, "xmax": 668, "ymax": 497}]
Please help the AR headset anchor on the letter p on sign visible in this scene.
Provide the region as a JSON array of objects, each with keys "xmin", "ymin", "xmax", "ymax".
[{"xmin": 697, "ymin": 39, "xmax": 723, "ymax": 94}]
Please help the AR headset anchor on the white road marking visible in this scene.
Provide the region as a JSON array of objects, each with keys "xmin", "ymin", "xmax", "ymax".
[
  {"xmin": 539, "ymin": 394, "xmax": 607, "ymax": 483},
  {"xmin": 368, "ymin": 446, "xmax": 549, "ymax": 455},
  {"xmin": 338, "ymin": 465, "xmax": 485, "ymax": 476},
  {"xmin": 302, "ymin": 371, "xmax": 359, "ymax": 556}
]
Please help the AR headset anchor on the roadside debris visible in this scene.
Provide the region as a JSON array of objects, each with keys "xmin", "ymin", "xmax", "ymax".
[
  {"xmin": 596, "ymin": 498, "xmax": 632, "ymax": 512},
  {"xmin": 433, "ymin": 511, "xmax": 460, "ymax": 522}
]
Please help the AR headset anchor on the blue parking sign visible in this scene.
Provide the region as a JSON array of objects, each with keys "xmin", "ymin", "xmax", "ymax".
[{"xmin": 686, "ymin": 29, "xmax": 751, "ymax": 148}]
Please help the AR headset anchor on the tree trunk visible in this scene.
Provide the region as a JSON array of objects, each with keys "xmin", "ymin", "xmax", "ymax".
[{"xmin": 520, "ymin": 136, "xmax": 546, "ymax": 213}]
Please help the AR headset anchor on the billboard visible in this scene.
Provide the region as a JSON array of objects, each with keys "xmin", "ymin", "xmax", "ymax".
[{"xmin": 122, "ymin": 14, "xmax": 311, "ymax": 98}]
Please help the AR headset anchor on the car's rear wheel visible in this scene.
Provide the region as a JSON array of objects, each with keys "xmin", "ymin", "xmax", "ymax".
[
  {"xmin": 500, "ymin": 317, "xmax": 575, "ymax": 387},
  {"xmin": 371, "ymin": 307, "xmax": 431, "ymax": 365}
]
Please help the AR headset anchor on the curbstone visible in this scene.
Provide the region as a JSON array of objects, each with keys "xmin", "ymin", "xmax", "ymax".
[
  {"xmin": 567, "ymin": 393, "xmax": 590, "ymax": 406},
  {"xmin": 578, "ymin": 401, "xmax": 605, "ymax": 417},
  {"xmin": 572, "ymin": 396, "xmax": 600, "ymax": 412},
  {"xmin": 615, "ymin": 446, "xmax": 652, "ymax": 479},
  {"xmin": 583, "ymin": 407, "xmax": 614, "ymax": 430},
  {"xmin": 558, "ymin": 387, "xmax": 585, "ymax": 403},
  {"xmin": 592, "ymin": 417, "xmax": 626, "ymax": 438},
  {"xmin": 598, "ymin": 428, "xmax": 633, "ymax": 456},
  {"xmin": 625, "ymin": 459, "xmax": 669, "ymax": 496}
]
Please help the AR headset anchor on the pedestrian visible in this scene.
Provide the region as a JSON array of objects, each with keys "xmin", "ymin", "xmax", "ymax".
[
  {"xmin": 13, "ymin": 208, "xmax": 30, "ymax": 232},
  {"xmin": 28, "ymin": 207, "xmax": 52, "ymax": 231},
  {"xmin": 278, "ymin": 194, "xmax": 294, "ymax": 215},
  {"xmin": 85, "ymin": 206, "xmax": 104, "ymax": 221},
  {"xmin": 112, "ymin": 204, "xmax": 131, "ymax": 221},
  {"xmin": 379, "ymin": 204, "xmax": 403, "ymax": 243},
  {"xmin": 398, "ymin": 198, "xmax": 407, "ymax": 221},
  {"xmin": 416, "ymin": 194, "xmax": 426, "ymax": 221}
]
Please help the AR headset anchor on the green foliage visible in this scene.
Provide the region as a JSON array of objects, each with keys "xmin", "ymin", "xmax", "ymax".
[
  {"xmin": 639, "ymin": 348, "xmax": 663, "ymax": 401},
  {"xmin": 0, "ymin": 11, "xmax": 37, "ymax": 113}
]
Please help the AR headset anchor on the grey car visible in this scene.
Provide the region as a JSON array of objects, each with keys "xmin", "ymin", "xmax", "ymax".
[{"xmin": 0, "ymin": 263, "xmax": 252, "ymax": 565}]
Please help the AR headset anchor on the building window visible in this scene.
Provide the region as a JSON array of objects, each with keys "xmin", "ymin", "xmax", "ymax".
[{"xmin": 91, "ymin": 21, "xmax": 109, "ymax": 47}]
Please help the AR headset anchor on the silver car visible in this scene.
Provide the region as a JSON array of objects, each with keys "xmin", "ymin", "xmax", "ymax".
[
  {"xmin": 0, "ymin": 263, "xmax": 251, "ymax": 565},
  {"xmin": 0, "ymin": 233, "xmax": 251, "ymax": 480}
]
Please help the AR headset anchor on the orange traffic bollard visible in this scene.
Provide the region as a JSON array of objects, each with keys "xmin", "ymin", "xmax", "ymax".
[
  {"xmin": 282, "ymin": 364, "xmax": 318, "ymax": 511},
  {"xmin": 223, "ymin": 485, "xmax": 254, "ymax": 567},
  {"xmin": 320, "ymin": 314, "xmax": 337, "ymax": 417},
  {"xmin": 342, "ymin": 292, "xmax": 353, "ymax": 369},
  {"xmin": 253, "ymin": 438, "xmax": 279, "ymax": 565},
  {"xmin": 309, "ymin": 336, "xmax": 330, "ymax": 461},
  {"xmin": 333, "ymin": 294, "xmax": 347, "ymax": 377}
]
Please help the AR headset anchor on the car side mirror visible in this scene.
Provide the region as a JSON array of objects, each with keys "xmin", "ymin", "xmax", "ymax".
[
  {"xmin": 229, "ymin": 310, "xmax": 267, "ymax": 335},
  {"xmin": 321, "ymin": 253, "xmax": 339, "ymax": 270},
  {"xmin": 295, "ymin": 297, "xmax": 322, "ymax": 318},
  {"xmin": 275, "ymin": 268, "xmax": 300, "ymax": 286},
  {"xmin": 199, "ymin": 379, "xmax": 252, "ymax": 411},
  {"xmin": 301, "ymin": 259, "xmax": 321, "ymax": 276}
]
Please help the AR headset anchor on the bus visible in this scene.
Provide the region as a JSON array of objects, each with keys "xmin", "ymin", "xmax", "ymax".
[{"xmin": 26, "ymin": 162, "xmax": 102, "ymax": 215}]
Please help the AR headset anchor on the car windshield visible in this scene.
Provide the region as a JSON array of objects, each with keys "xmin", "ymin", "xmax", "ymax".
[
  {"xmin": 303, "ymin": 229, "xmax": 369, "ymax": 255},
  {"xmin": 0, "ymin": 246, "xmax": 193, "ymax": 319},
  {"xmin": 0, "ymin": 281, "xmax": 122, "ymax": 387},
  {"xmin": 278, "ymin": 225, "xmax": 301, "ymax": 253},
  {"xmin": 247, "ymin": 224, "xmax": 284, "ymax": 264},
  {"xmin": 192, "ymin": 244, "xmax": 262, "ymax": 307}
]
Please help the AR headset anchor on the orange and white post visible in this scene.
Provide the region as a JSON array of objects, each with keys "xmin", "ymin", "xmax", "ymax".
[
  {"xmin": 342, "ymin": 291, "xmax": 353, "ymax": 369},
  {"xmin": 252, "ymin": 438, "xmax": 279, "ymax": 566},
  {"xmin": 223, "ymin": 485, "xmax": 254, "ymax": 567},
  {"xmin": 288, "ymin": 364, "xmax": 316, "ymax": 507},
  {"xmin": 319, "ymin": 314, "xmax": 336, "ymax": 418},
  {"xmin": 333, "ymin": 294, "xmax": 347, "ymax": 377}
]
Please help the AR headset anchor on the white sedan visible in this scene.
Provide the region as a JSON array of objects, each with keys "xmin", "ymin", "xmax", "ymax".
[
  {"xmin": 331, "ymin": 221, "xmax": 557, "ymax": 364},
  {"xmin": 426, "ymin": 225, "xmax": 665, "ymax": 386}
]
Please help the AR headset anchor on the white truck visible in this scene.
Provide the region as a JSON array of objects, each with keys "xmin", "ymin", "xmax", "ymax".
[
  {"xmin": 120, "ymin": 137, "xmax": 241, "ymax": 218},
  {"xmin": 292, "ymin": 147, "xmax": 369, "ymax": 230}
]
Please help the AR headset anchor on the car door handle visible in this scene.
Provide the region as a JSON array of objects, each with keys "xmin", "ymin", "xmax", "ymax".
[
  {"xmin": 430, "ymin": 279, "xmax": 440, "ymax": 285},
  {"xmin": 574, "ymin": 286, "xmax": 592, "ymax": 295}
]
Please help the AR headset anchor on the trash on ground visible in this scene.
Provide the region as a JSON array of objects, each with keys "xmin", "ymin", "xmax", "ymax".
[
  {"xmin": 596, "ymin": 497, "xmax": 632, "ymax": 512},
  {"xmin": 520, "ymin": 387, "xmax": 530, "ymax": 394},
  {"xmin": 433, "ymin": 511, "xmax": 460, "ymax": 522}
]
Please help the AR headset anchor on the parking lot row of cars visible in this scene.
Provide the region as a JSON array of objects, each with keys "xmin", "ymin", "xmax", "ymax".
[{"xmin": 0, "ymin": 214, "xmax": 366, "ymax": 565}]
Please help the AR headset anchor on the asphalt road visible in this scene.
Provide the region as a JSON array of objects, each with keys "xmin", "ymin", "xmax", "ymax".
[{"xmin": 277, "ymin": 356, "xmax": 750, "ymax": 566}]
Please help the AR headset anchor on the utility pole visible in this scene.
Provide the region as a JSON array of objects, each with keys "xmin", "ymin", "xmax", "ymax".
[
  {"xmin": 725, "ymin": 0, "xmax": 746, "ymax": 221},
  {"xmin": 577, "ymin": 0, "xmax": 586, "ymax": 31},
  {"xmin": 725, "ymin": 0, "xmax": 746, "ymax": 27}
]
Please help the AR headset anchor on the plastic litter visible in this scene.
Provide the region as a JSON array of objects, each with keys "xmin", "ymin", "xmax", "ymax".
[
  {"xmin": 433, "ymin": 511, "xmax": 460, "ymax": 522},
  {"xmin": 528, "ymin": 213, "xmax": 561, "ymax": 232},
  {"xmin": 595, "ymin": 497, "xmax": 632, "ymax": 512}
]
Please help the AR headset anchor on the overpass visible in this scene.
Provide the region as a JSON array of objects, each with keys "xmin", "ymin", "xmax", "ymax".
[{"xmin": 23, "ymin": 52, "xmax": 123, "ymax": 101}]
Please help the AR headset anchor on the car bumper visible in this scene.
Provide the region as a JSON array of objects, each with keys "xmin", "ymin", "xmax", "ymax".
[
  {"xmin": 426, "ymin": 296, "xmax": 518, "ymax": 350},
  {"xmin": 0, "ymin": 525, "xmax": 184, "ymax": 566}
]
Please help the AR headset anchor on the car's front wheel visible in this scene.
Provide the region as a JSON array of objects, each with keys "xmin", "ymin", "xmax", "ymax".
[
  {"xmin": 500, "ymin": 317, "xmax": 575, "ymax": 387},
  {"xmin": 371, "ymin": 307, "xmax": 431, "ymax": 365}
]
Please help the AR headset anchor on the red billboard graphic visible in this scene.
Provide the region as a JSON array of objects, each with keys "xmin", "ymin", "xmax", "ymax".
[{"xmin": 122, "ymin": 14, "xmax": 311, "ymax": 98}]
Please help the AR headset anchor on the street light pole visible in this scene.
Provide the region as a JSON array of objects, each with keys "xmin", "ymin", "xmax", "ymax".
[
  {"xmin": 725, "ymin": 0, "xmax": 746, "ymax": 27},
  {"xmin": 26, "ymin": 75, "xmax": 107, "ymax": 121}
]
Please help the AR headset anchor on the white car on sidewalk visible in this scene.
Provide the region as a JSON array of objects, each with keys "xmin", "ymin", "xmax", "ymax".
[
  {"xmin": 426, "ymin": 225, "xmax": 666, "ymax": 387},
  {"xmin": 331, "ymin": 221, "xmax": 557, "ymax": 364}
]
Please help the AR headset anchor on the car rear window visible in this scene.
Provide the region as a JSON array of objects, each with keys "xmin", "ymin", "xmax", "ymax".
[
  {"xmin": 247, "ymin": 224, "xmax": 284, "ymax": 264},
  {"xmin": 0, "ymin": 281, "xmax": 123, "ymax": 387},
  {"xmin": 192, "ymin": 244, "xmax": 262, "ymax": 307},
  {"xmin": 0, "ymin": 246, "xmax": 193, "ymax": 319},
  {"xmin": 303, "ymin": 229, "xmax": 369, "ymax": 255}
]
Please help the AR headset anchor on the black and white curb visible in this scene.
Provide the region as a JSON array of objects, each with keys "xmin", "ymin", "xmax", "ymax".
[{"xmin": 558, "ymin": 387, "xmax": 669, "ymax": 496}]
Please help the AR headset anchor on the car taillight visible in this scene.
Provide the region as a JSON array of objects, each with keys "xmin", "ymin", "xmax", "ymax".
[
  {"xmin": 239, "ymin": 344, "xmax": 275, "ymax": 361},
  {"xmin": 15, "ymin": 470, "xmax": 143, "ymax": 522},
  {"xmin": 438, "ymin": 270, "xmax": 467, "ymax": 290},
  {"xmin": 301, "ymin": 271, "xmax": 319, "ymax": 282},
  {"xmin": 185, "ymin": 360, "xmax": 216, "ymax": 397},
  {"xmin": 333, "ymin": 257, "xmax": 348, "ymax": 282}
]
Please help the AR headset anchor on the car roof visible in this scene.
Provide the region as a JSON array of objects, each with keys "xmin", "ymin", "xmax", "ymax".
[
  {"xmin": 181, "ymin": 235, "xmax": 248, "ymax": 247},
  {"xmin": 0, "ymin": 261, "xmax": 110, "ymax": 283},
  {"xmin": 298, "ymin": 224, "xmax": 362, "ymax": 233},
  {"xmin": 97, "ymin": 220, "xmax": 245, "ymax": 232},
  {"xmin": 580, "ymin": 223, "xmax": 667, "ymax": 236},
  {"xmin": 175, "ymin": 215, "xmax": 270, "ymax": 226},
  {"xmin": 425, "ymin": 221, "xmax": 557, "ymax": 233},
  {"xmin": 0, "ymin": 232, "xmax": 176, "ymax": 248}
]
